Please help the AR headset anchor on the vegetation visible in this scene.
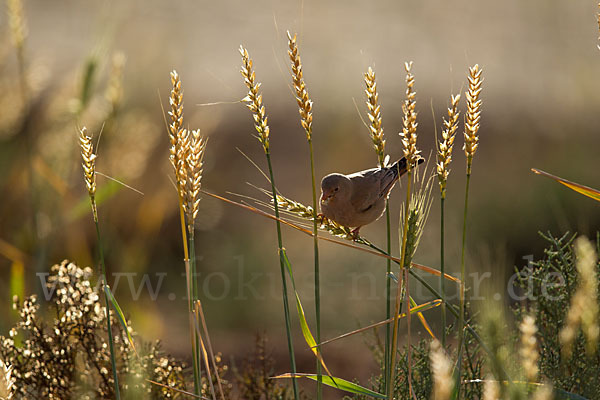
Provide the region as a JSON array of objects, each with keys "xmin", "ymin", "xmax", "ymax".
[{"xmin": 1, "ymin": 1, "xmax": 599, "ymax": 399}]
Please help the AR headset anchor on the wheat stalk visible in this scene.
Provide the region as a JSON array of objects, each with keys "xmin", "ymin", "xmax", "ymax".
[
  {"xmin": 430, "ymin": 340, "xmax": 453, "ymax": 400},
  {"xmin": 560, "ymin": 236, "xmax": 599, "ymax": 357},
  {"xmin": 364, "ymin": 67, "xmax": 386, "ymax": 167},
  {"xmin": 519, "ymin": 315, "xmax": 539, "ymax": 382},
  {"xmin": 240, "ymin": 46, "xmax": 270, "ymax": 153},
  {"xmin": 6, "ymin": 0, "xmax": 27, "ymax": 52},
  {"xmin": 183, "ymin": 130, "xmax": 207, "ymax": 235},
  {"xmin": 400, "ymin": 61, "xmax": 420, "ymax": 170},
  {"xmin": 463, "ymin": 64, "xmax": 483, "ymax": 175},
  {"xmin": 274, "ymin": 194, "xmax": 355, "ymax": 240},
  {"xmin": 287, "ymin": 32, "xmax": 313, "ymax": 140},
  {"xmin": 79, "ymin": 127, "xmax": 97, "ymax": 221},
  {"xmin": 437, "ymin": 94, "xmax": 460, "ymax": 196}
]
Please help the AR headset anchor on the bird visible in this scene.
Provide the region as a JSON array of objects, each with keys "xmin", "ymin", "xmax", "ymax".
[{"xmin": 320, "ymin": 157, "xmax": 423, "ymax": 237}]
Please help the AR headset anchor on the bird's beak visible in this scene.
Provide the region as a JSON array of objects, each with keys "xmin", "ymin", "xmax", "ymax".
[{"xmin": 320, "ymin": 191, "xmax": 331, "ymax": 205}]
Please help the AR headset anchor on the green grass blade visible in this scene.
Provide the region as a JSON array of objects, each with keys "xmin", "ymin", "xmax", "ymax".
[
  {"xmin": 280, "ymin": 249, "xmax": 334, "ymax": 378},
  {"xmin": 532, "ymin": 168, "xmax": 600, "ymax": 202},
  {"xmin": 104, "ymin": 284, "xmax": 138, "ymax": 357},
  {"xmin": 275, "ymin": 373, "xmax": 386, "ymax": 399}
]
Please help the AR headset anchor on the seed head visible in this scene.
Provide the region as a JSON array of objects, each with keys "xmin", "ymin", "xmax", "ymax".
[
  {"xmin": 430, "ymin": 340, "xmax": 453, "ymax": 400},
  {"xmin": 287, "ymin": 32, "xmax": 313, "ymax": 141},
  {"xmin": 240, "ymin": 46, "xmax": 270, "ymax": 153},
  {"xmin": 400, "ymin": 62, "xmax": 420, "ymax": 169},
  {"xmin": 364, "ymin": 67, "xmax": 386, "ymax": 167},
  {"xmin": 79, "ymin": 127, "xmax": 98, "ymax": 221},
  {"xmin": 463, "ymin": 64, "xmax": 483, "ymax": 174},
  {"xmin": 183, "ymin": 130, "xmax": 207, "ymax": 234},
  {"xmin": 437, "ymin": 94, "xmax": 460, "ymax": 196},
  {"xmin": 519, "ymin": 315, "xmax": 539, "ymax": 382},
  {"xmin": 79, "ymin": 127, "xmax": 96, "ymax": 198},
  {"xmin": 168, "ymin": 70, "xmax": 184, "ymax": 177},
  {"xmin": 7, "ymin": 0, "xmax": 27, "ymax": 51},
  {"xmin": 560, "ymin": 236, "xmax": 599, "ymax": 358}
]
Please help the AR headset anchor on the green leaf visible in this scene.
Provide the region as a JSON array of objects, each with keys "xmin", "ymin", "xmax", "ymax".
[
  {"xmin": 280, "ymin": 249, "xmax": 333, "ymax": 379},
  {"xmin": 532, "ymin": 168, "xmax": 600, "ymax": 202},
  {"xmin": 274, "ymin": 373, "xmax": 386, "ymax": 399},
  {"xmin": 104, "ymin": 285, "xmax": 138, "ymax": 357}
]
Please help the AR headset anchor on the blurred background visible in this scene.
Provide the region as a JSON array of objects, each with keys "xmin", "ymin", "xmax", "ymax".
[{"xmin": 1, "ymin": 0, "xmax": 599, "ymax": 396}]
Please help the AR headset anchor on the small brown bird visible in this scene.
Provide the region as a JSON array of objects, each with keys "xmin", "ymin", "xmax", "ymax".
[{"xmin": 320, "ymin": 157, "xmax": 423, "ymax": 236}]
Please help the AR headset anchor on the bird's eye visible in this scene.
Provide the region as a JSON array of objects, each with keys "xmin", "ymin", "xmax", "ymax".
[{"xmin": 334, "ymin": 187, "xmax": 338, "ymax": 192}]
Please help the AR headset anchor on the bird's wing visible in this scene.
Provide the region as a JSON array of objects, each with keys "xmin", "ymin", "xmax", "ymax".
[{"xmin": 348, "ymin": 167, "xmax": 397, "ymax": 211}]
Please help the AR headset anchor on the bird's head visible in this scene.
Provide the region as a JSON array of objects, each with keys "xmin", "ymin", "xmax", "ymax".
[{"xmin": 320, "ymin": 174, "xmax": 350, "ymax": 206}]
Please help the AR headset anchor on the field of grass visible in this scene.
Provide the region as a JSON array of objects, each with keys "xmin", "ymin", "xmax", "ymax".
[{"xmin": 0, "ymin": 1, "xmax": 600, "ymax": 399}]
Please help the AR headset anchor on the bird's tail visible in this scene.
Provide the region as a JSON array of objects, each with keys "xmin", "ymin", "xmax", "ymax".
[{"xmin": 389, "ymin": 156, "xmax": 424, "ymax": 180}]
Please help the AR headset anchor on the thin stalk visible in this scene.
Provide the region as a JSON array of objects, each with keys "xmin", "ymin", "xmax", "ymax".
[
  {"xmin": 93, "ymin": 217, "xmax": 121, "ymax": 400},
  {"xmin": 307, "ymin": 138, "xmax": 322, "ymax": 400},
  {"xmin": 455, "ymin": 169, "xmax": 471, "ymax": 399},
  {"xmin": 178, "ymin": 196, "xmax": 201, "ymax": 396},
  {"xmin": 389, "ymin": 171, "xmax": 412, "ymax": 400},
  {"xmin": 384, "ymin": 202, "xmax": 391, "ymax": 394},
  {"xmin": 189, "ymin": 234, "xmax": 202, "ymax": 396},
  {"xmin": 440, "ymin": 196, "xmax": 447, "ymax": 347},
  {"xmin": 266, "ymin": 152, "xmax": 299, "ymax": 400}
]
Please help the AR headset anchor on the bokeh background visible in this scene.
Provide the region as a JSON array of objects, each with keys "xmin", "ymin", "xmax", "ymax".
[{"xmin": 1, "ymin": 0, "xmax": 599, "ymax": 396}]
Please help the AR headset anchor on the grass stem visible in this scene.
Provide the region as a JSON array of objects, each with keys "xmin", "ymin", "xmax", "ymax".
[
  {"xmin": 308, "ymin": 139, "xmax": 322, "ymax": 400},
  {"xmin": 389, "ymin": 171, "xmax": 412, "ymax": 400},
  {"xmin": 266, "ymin": 152, "xmax": 300, "ymax": 400},
  {"xmin": 93, "ymin": 216, "xmax": 121, "ymax": 400},
  {"xmin": 384, "ymin": 202, "xmax": 391, "ymax": 394},
  {"xmin": 455, "ymin": 170, "xmax": 471, "ymax": 399}
]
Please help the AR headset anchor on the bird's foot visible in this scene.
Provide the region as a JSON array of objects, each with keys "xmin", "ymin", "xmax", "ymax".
[
  {"xmin": 316, "ymin": 213, "xmax": 326, "ymax": 224},
  {"xmin": 351, "ymin": 227, "xmax": 361, "ymax": 240}
]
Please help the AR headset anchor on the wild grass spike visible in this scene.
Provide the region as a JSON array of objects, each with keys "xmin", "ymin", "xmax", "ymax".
[
  {"xmin": 240, "ymin": 46, "xmax": 270, "ymax": 153},
  {"xmin": 400, "ymin": 61, "xmax": 420, "ymax": 170},
  {"xmin": 79, "ymin": 127, "xmax": 97, "ymax": 220},
  {"xmin": 463, "ymin": 64, "xmax": 483, "ymax": 175},
  {"xmin": 364, "ymin": 67, "xmax": 386, "ymax": 167},
  {"xmin": 287, "ymin": 32, "xmax": 313, "ymax": 140},
  {"xmin": 168, "ymin": 71, "xmax": 185, "ymax": 183},
  {"xmin": 6, "ymin": 0, "xmax": 27, "ymax": 53},
  {"xmin": 482, "ymin": 376, "xmax": 500, "ymax": 400},
  {"xmin": 560, "ymin": 236, "xmax": 599, "ymax": 358},
  {"xmin": 183, "ymin": 130, "xmax": 207, "ymax": 234},
  {"xmin": 274, "ymin": 194, "xmax": 355, "ymax": 240},
  {"xmin": 430, "ymin": 340, "xmax": 453, "ymax": 400},
  {"xmin": 437, "ymin": 94, "xmax": 460, "ymax": 196},
  {"xmin": 519, "ymin": 315, "xmax": 539, "ymax": 382}
]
